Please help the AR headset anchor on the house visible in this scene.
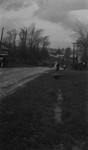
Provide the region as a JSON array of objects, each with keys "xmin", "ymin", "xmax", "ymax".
[
  {"xmin": 0, "ymin": 42, "xmax": 8, "ymax": 56},
  {"xmin": 0, "ymin": 42, "xmax": 9, "ymax": 67}
]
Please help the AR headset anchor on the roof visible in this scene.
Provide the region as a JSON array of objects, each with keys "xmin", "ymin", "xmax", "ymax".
[
  {"xmin": 0, "ymin": 42, "xmax": 8, "ymax": 50},
  {"xmin": 50, "ymin": 54, "xmax": 59, "ymax": 58},
  {"xmin": 1, "ymin": 45, "xmax": 8, "ymax": 50},
  {"xmin": 47, "ymin": 48, "xmax": 58, "ymax": 54}
]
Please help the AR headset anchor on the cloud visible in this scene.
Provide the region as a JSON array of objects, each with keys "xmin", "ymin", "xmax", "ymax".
[
  {"xmin": 0, "ymin": 0, "xmax": 33, "ymax": 11},
  {"xmin": 1, "ymin": 0, "xmax": 88, "ymax": 29},
  {"xmin": 0, "ymin": 0, "xmax": 88, "ymax": 48},
  {"xmin": 34, "ymin": 0, "xmax": 88, "ymax": 29}
]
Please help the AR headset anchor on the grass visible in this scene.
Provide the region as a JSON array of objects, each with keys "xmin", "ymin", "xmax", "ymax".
[{"xmin": 0, "ymin": 70, "xmax": 88, "ymax": 149}]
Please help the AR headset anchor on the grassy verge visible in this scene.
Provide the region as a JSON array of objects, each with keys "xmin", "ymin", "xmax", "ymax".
[{"xmin": 0, "ymin": 70, "xmax": 88, "ymax": 149}]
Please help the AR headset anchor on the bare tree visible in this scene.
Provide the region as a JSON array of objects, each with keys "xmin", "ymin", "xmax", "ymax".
[
  {"xmin": 3, "ymin": 24, "xmax": 50, "ymax": 66},
  {"xmin": 6, "ymin": 29, "xmax": 17, "ymax": 47},
  {"xmin": 26, "ymin": 24, "xmax": 50, "ymax": 64},
  {"xmin": 64, "ymin": 47, "xmax": 71, "ymax": 60},
  {"xmin": 73, "ymin": 22, "xmax": 88, "ymax": 62},
  {"xmin": 4, "ymin": 29, "xmax": 17, "ymax": 46},
  {"xmin": 3, "ymin": 29, "xmax": 18, "ymax": 61},
  {"xmin": 27, "ymin": 25, "xmax": 43, "ymax": 49},
  {"xmin": 19, "ymin": 27, "xmax": 27, "ymax": 47},
  {"xmin": 19, "ymin": 27, "xmax": 28, "ymax": 62},
  {"xmin": 41, "ymin": 36, "xmax": 50, "ymax": 50}
]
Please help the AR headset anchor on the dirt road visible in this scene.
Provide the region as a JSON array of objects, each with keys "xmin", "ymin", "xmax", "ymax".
[{"xmin": 0, "ymin": 67, "xmax": 50, "ymax": 98}]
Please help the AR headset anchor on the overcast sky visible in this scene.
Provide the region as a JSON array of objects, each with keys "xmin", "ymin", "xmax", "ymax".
[{"xmin": 0, "ymin": 0, "xmax": 88, "ymax": 48}]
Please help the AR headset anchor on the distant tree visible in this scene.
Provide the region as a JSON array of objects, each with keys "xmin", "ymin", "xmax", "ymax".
[
  {"xmin": 4, "ymin": 29, "xmax": 17, "ymax": 61},
  {"xmin": 3, "ymin": 24, "xmax": 50, "ymax": 66},
  {"xmin": 73, "ymin": 22, "xmax": 88, "ymax": 62},
  {"xmin": 41, "ymin": 36, "xmax": 50, "ymax": 49},
  {"xmin": 57, "ymin": 48, "xmax": 63, "ymax": 56},
  {"xmin": 27, "ymin": 24, "xmax": 50, "ymax": 49},
  {"xmin": 27, "ymin": 24, "xmax": 50, "ymax": 64},
  {"xmin": 64, "ymin": 47, "xmax": 71, "ymax": 60},
  {"xmin": 40, "ymin": 36, "xmax": 50, "ymax": 61},
  {"xmin": 19, "ymin": 27, "xmax": 28, "ymax": 62}
]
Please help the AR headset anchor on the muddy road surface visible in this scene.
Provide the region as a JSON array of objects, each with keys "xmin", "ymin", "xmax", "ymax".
[{"xmin": 0, "ymin": 67, "xmax": 50, "ymax": 98}]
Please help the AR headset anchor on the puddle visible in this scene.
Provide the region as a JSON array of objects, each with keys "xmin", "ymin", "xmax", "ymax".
[{"xmin": 55, "ymin": 89, "xmax": 63, "ymax": 123}]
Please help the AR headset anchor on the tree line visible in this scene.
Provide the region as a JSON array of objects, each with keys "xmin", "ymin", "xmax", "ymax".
[
  {"xmin": 3, "ymin": 24, "xmax": 50, "ymax": 66},
  {"xmin": 73, "ymin": 22, "xmax": 88, "ymax": 63}
]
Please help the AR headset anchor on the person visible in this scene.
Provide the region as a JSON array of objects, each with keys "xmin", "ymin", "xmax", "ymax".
[
  {"xmin": 56, "ymin": 62, "xmax": 59, "ymax": 71},
  {"xmin": 63, "ymin": 64, "xmax": 66, "ymax": 70},
  {"xmin": 83, "ymin": 62, "xmax": 86, "ymax": 70},
  {"xmin": 0, "ymin": 57, "xmax": 3, "ymax": 67},
  {"xmin": 79, "ymin": 62, "xmax": 82, "ymax": 71},
  {"xmin": 74, "ymin": 62, "xmax": 78, "ymax": 70}
]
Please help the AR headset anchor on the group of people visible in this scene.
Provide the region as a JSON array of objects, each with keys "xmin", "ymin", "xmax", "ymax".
[
  {"xmin": 74, "ymin": 62, "xmax": 87, "ymax": 71},
  {"xmin": 56, "ymin": 62, "xmax": 66, "ymax": 71},
  {"xmin": 56, "ymin": 61, "xmax": 87, "ymax": 71}
]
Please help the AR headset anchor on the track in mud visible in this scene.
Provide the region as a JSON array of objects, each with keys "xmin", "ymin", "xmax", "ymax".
[{"xmin": 0, "ymin": 67, "xmax": 50, "ymax": 98}]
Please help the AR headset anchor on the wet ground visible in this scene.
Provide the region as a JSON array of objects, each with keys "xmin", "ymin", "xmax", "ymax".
[
  {"xmin": 54, "ymin": 71, "xmax": 88, "ymax": 149},
  {"xmin": 0, "ymin": 70, "xmax": 88, "ymax": 149},
  {"xmin": 0, "ymin": 67, "xmax": 50, "ymax": 98}
]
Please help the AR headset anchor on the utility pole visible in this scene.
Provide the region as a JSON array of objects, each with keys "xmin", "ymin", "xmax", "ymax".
[{"xmin": 0, "ymin": 27, "xmax": 4, "ymax": 50}]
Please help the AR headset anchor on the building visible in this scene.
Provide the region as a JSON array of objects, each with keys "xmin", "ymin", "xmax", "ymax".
[
  {"xmin": 0, "ymin": 42, "xmax": 9, "ymax": 67},
  {"xmin": 0, "ymin": 42, "xmax": 8, "ymax": 56}
]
